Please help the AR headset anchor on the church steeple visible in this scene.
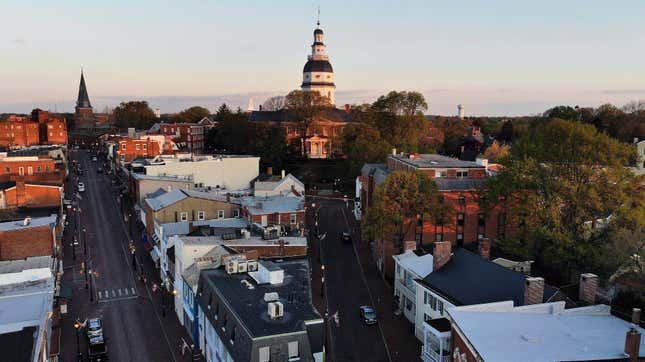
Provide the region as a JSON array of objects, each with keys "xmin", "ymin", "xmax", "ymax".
[{"xmin": 76, "ymin": 69, "xmax": 92, "ymax": 109}]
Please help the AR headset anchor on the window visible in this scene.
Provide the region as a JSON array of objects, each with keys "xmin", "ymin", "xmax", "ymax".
[
  {"xmin": 5, "ymin": 167, "xmax": 10, "ymax": 174},
  {"xmin": 143, "ymin": 144, "xmax": 147, "ymax": 150},
  {"xmin": 136, "ymin": 144, "xmax": 140, "ymax": 150},
  {"xmin": 233, "ymin": 209, "xmax": 240, "ymax": 218},
  {"xmin": 438, "ymin": 300, "xmax": 444, "ymax": 315},
  {"xmin": 46, "ymin": 165, "xmax": 51, "ymax": 172},
  {"xmin": 288, "ymin": 341, "xmax": 299, "ymax": 359},
  {"xmin": 457, "ymin": 233, "xmax": 464, "ymax": 242},
  {"xmin": 259, "ymin": 346, "xmax": 270, "ymax": 362},
  {"xmin": 180, "ymin": 212, "xmax": 188, "ymax": 221},
  {"xmin": 457, "ymin": 213, "xmax": 465, "ymax": 226},
  {"xmin": 415, "ymin": 232, "xmax": 423, "ymax": 244},
  {"xmin": 290, "ymin": 213, "xmax": 297, "ymax": 225},
  {"xmin": 18, "ymin": 167, "xmax": 24, "ymax": 176},
  {"xmin": 458, "ymin": 195, "xmax": 466, "ymax": 205},
  {"xmin": 27, "ymin": 166, "xmax": 33, "ymax": 175},
  {"xmin": 456, "ymin": 170, "xmax": 468, "ymax": 178},
  {"xmin": 217, "ymin": 210, "xmax": 224, "ymax": 219},
  {"xmin": 477, "ymin": 213, "xmax": 486, "ymax": 226},
  {"xmin": 198, "ymin": 211, "xmax": 205, "ymax": 220},
  {"xmin": 122, "ymin": 144, "xmax": 126, "ymax": 150},
  {"xmin": 498, "ymin": 213, "xmax": 507, "ymax": 238}
]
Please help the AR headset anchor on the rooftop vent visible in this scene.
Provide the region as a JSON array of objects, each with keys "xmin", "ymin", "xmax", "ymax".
[
  {"xmin": 263, "ymin": 292, "xmax": 279, "ymax": 302},
  {"xmin": 268, "ymin": 301, "xmax": 284, "ymax": 319},
  {"xmin": 22, "ymin": 217, "xmax": 31, "ymax": 226},
  {"xmin": 241, "ymin": 279, "xmax": 255, "ymax": 290}
]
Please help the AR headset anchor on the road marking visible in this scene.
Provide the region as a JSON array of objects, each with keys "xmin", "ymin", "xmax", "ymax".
[
  {"xmin": 131, "ymin": 287, "xmax": 136, "ymax": 294},
  {"xmin": 118, "ymin": 289, "xmax": 122, "ymax": 296},
  {"xmin": 112, "ymin": 290, "xmax": 116, "ymax": 297},
  {"xmin": 98, "ymin": 291, "xmax": 102, "ymax": 299},
  {"xmin": 97, "ymin": 295, "xmax": 138, "ymax": 304}
]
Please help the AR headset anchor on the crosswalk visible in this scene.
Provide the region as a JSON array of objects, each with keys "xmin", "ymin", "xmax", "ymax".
[{"xmin": 97, "ymin": 287, "xmax": 138, "ymax": 302}]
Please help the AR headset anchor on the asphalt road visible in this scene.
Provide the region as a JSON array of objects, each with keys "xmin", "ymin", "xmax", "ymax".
[
  {"xmin": 60, "ymin": 150, "xmax": 185, "ymax": 362},
  {"xmin": 314, "ymin": 198, "xmax": 391, "ymax": 362}
]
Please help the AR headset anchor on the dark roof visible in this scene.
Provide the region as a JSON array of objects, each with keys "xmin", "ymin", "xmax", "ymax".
[
  {"xmin": 198, "ymin": 259, "xmax": 321, "ymax": 338},
  {"xmin": 76, "ymin": 71, "xmax": 92, "ymax": 109},
  {"xmin": 434, "ymin": 178, "xmax": 487, "ymax": 191},
  {"xmin": 166, "ymin": 245, "xmax": 175, "ymax": 263},
  {"xmin": 0, "ymin": 181, "xmax": 16, "ymax": 190},
  {"xmin": 427, "ymin": 317, "xmax": 451, "ymax": 333},
  {"xmin": 249, "ymin": 108, "xmax": 349, "ymax": 123},
  {"xmin": 0, "ymin": 326, "xmax": 37, "ymax": 362},
  {"xmin": 314, "ymin": 28, "xmax": 323, "ymax": 35},
  {"xmin": 418, "ymin": 248, "xmax": 558, "ymax": 306},
  {"xmin": 303, "ymin": 59, "xmax": 333, "ymax": 73}
]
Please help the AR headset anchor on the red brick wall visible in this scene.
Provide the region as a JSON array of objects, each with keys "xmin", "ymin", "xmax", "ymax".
[
  {"xmin": 247, "ymin": 210, "xmax": 305, "ymax": 227},
  {"xmin": 0, "ymin": 120, "xmax": 40, "ymax": 147},
  {"xmin": 0, "ymin": 225, "xmax": 54, "ymax": 260},
  {"xmin": 117, "ymin": 138, "xmax": 162, "ymax": 164},
  {"xmin": 45, "ymin": 119, "xmax": 68, "ymax": 145},
  {"xmin": 450, "ymin": 326, "xmax": 479, "ymax": 362},
  {"xmin": 159, "ymin": 124, "xmax": 204, "ymax": 153},
  {"xmin": 3, "ymin": 184, "xmax": 62, "ymax": 208},
  {"xmin": 0, "ymin": 159, "xmax": 57, "ymax": 177}
]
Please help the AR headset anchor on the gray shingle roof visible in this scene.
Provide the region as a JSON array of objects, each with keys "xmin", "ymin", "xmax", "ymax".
[{"xmin": 145, "ymin": 189, "xmax": 187, "ymax": 211}]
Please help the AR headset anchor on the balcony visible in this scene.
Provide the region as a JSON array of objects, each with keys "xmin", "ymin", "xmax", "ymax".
[{"xmin": 422, "ymin": 347, "xmax": 451, "ymax": 362}]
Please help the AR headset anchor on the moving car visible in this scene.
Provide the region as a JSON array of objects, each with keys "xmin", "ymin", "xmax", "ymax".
[
  {"xmin": 86, "ymin": 318, "xmax": 103, "ymax": 338},
  {"xmin": 88, "ymin": 334, "xmax": 108, "ymax": 361},
  {"xmin": 340, "ymin": 232, "xmax": 352, "ymax": 243},
  {"xmin": 78, "ymin": 182, "xmax": 85, "ymax": 192},
  {"xmin": 359, "ymin": 306, "xmax": 377, "ymax": 325}
]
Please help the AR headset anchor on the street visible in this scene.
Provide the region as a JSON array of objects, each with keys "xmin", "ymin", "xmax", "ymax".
[
  {"xmin": 310, "ymin": 197, "xmax": 391, "ymax": 362},
  {"xmin": 60, "ymin": 150, "xmax": 197, "ymax": 362}
]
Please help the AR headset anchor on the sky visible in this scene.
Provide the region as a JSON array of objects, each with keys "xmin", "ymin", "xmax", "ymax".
[{"xmin": 1, "ymin": 0, "xmax": 644, "ymax": 116}]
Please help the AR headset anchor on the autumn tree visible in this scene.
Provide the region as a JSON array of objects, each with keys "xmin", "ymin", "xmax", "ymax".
[
  {"xmin": 112, "ymin": 101, "xmax": 156, "ymax": 129},
  {"xmin": 482, "ymin": 141, "xmax": 510, "ymax": 162},
  {"xmin": 284, "ymin": 90, "xmax": 331, "ymax": 157},
  {"xmin": 175, "ymin": 106, "xmax": 210, "ymax": 123},
  {"xmin": 362, "ymin": 171, "xmax": 449, "ymax": 251},
  {"xmin": 480, "ymin": 118, "xmax": 640, "ymax": 282}
]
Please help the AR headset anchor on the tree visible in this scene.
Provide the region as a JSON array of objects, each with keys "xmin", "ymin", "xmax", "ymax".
[
  {"xmin": 497, "ymin": 120, "xmax": 514, "ymax": 143},
  {"xmin": 285, "ymin": 90, "xmax": 331, "ymax": 157},
  {"xmin": 480, "ymin": 118, "xmax": 640, "ymax": 282},
  {"xmin": 372, "ymin": 91, "xmax": 428, "ymax": 117},
  {"xmin": 362, "ymin": 171, "xmax": 449, "ymax": 251},
  {"xmin": 112, "ymin": 101, "xmax": 156, "ymax": 129},
  {"xmin": 370, "ymin": 91, "xmax": 430, "ymax": 152},
  {"xmin": 482, "ymin": 141, "xmax": 510, "ymax": 162},
  {"xmin": 262, "ymin": 96, "xmax": 286, "ymax": 111},
  {"xmin": 544, "ymin": 105, "xmax": 578, "ymax": 121},
  {"xmin": 342, "ymin": 123, "xmax": 390, "ymax": 174},
  {"xmin": 176, "ymin": 106, "xmax": 210, "ymax": 123}
]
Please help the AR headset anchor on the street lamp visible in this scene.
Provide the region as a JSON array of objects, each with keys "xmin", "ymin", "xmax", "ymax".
[
  {"xmin": 73, "ymin": 322, "xmax": 82, "ymax": 361},
  {"xmin": 88, "ymin": 270, "xmax": 94, "ymax": 302}
]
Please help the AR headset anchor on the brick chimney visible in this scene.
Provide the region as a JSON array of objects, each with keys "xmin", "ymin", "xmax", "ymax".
[
  {"xmin": 478, "ymin": 238, "xmax": 491, "ymax": 259},
  {"xmin": 344, "ymin": 104, "xmax": 350, "ymax": 112},
  {"xmin": 266, "ymin": 166, "xmax": 273, "ymax": 175},
  {"xmin": 523, "ymin": 277, "xmax": 545, "ymax": 305},
  {"xmin": 578, "ymin": 273, "xmax": 598, "ymax": 304},
  {"xmin": 625, "ymin": 327, "xmax": 641, "ymax": 362},
  {"xmin": 16, "ymin": 180, "xmax": 26, "ymax": 207},
  {"xmin": 432, "ymin": 242, "xmax": 452, "ymax": 271}
]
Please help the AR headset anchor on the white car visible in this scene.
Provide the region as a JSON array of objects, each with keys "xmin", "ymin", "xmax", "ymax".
[
  {"xmin": 92, "ymin": 156, "xmax": 97, "ymax": 162},
  {"xmin": 78, "ymin": 182, "xmax": 85, "ymax": 192}
]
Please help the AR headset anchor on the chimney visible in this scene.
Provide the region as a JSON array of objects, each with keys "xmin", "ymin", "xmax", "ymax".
[
  {"xmin": 259, "ymin": 105, "xmax": 263, "ymax": 111},
  {"xmin": 281, "ymin": 170, "xmax": 285, "ymax": 179},
  {"xmin": 578, "ymin": 273, "xmax": 598, "ymax": 304},
  {"xmin": 632, "ymin": 308, "xmax": 641, "ymax": 325},
  {"xmin": 478, "ymin": 238, "xmax": 491, "ymax": 259},
  {"xmin": 226, "ymin": 193, "xmax": 231, "ymax": 203},
  {"xmin": 404, "ymin": 240, "xmax": 417, "ymax": 252},
  {"xmin": 278, "ymin": 239, "xmax": 285, "ymax": 256},
  {"xmin": 432, "ymin": 242, "xmax": 452, "ymax": 271},
  {"xmin": 267, "ymin": 166, "xmax": 273, "ymax": 175},
  {"xmin": 625, "ymin": 327, "xmax": 641, "ymax": 362},
  {"xmin": 524, "ymin": 277, "xmax": 545, "ymax": 305},
  {"xmin": 344, "ymin": 104, "xmax": 350, "ymax": 112},
  {"xmin": 634, "ymin": 137, "xmax": 639, "ymax": 144}
]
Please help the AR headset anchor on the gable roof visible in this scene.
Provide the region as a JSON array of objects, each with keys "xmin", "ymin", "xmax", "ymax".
[
  {"xmin": 417, "ymin": 248, "xmax": 558, "ymax": 306},
  {"xmin": 145, "ymin": 189, "xmax": 187, "ymax": 211},
  {"xmin": 254, "ymin": 174, "xmax": 304, "ymax": 192}
]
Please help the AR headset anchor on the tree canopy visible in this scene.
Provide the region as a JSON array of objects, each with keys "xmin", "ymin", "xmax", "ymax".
[
  {"xmin": 175, "ymin": 106, "xmax": 210, "ymax": 123},
  {"xmin": 112, "ymin": 101, "xmax": 156, "ymax": 129}
]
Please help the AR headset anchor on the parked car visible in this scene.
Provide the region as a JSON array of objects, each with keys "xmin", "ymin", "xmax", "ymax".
[
  {"xmin": 78, "ymin": 182, "xmax": 85, "ymax": 192},
  {"xmin": 340, "ymin": 232, "xmax": 352, "ymax": 243},
  {"xmin": 88, "ymin": 334, "xmax": 108, "ymax": 361},
  {"xmin": 359, "ymin": 306, "xmax": 377, "ymax": 325},
  {"xmin": 92, "ymin": 156, "xmax": 97, "ymax": 162}
]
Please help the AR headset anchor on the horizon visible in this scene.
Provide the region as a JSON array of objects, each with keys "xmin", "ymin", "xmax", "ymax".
[{"xmin": 2, "ymin": 0, "xmax": 644, "ymax": 116}]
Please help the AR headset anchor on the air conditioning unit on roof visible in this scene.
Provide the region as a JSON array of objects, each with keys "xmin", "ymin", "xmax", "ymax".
[{"xmin": 247, "ymin": 259, "xmax": 258, "ymax": 272}]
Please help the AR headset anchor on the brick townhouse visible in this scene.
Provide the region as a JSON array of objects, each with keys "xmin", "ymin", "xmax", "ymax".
[
  {"xmin": 116, "ymin": 137, "xmax": 162, "ymax": 165},
  {"xmin": 0, "ymin": 156, "xmax": 64, "ymax": 186},
  {"xmin": 158, "ymin": 123, "xmax": 205, "ymax": 154},
  {"xmin": 361, "ymin": 152, "xmax": 506, "ymax": 278},
  {"xmin": 0, "ymin": 110, "xmax": 68, "ymax": 148},
  {"xmin": 0, "ymin": 215, "xmax": 59, "ymax": 261},
  {"xmin": 239, "ymin": 195, "xmax": 306, "ymax": 231}
]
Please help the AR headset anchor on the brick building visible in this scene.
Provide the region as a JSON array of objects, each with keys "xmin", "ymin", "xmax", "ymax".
[
  {"xmin": 0, "ymin": 182, "xmax": 62, "ymax": 209},
  {"xmin": 158, "ymin": 123, "xmax": 205, "ymax": 154},
  {"xmin": 361, "ymin": 153, "xmax": 505, "ymax": 278},
  {"xmin": 116, "ymin": 137, "xmax": 162, "ymax": 166},
  {"xmin": 239, "ymin": 195, "xmax": 305, "ymax": 230},
  {"xmin": 0, "ymin": 156, "xmax": 64, "ymax": 186},
  {"xmin": 0, "ymin": 116, "xmax": 40, "ymax": 148},
  {"xmin": 0, "ymin": 215, "xmax": 59, "ymax": 261}
]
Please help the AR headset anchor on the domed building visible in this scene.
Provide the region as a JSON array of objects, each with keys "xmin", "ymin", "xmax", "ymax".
[{"xmin": 301, "ymin": 20, "xmax": 336, "ymax": 105}]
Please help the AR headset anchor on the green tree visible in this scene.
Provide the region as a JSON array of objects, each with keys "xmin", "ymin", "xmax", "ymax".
[
  {"xmin": 370, "ymin": 91, "xmax": 429, "ymax": 152},
  {"xmin": 480, "ymin": 118, "xmax": 640, "ymax": 282},
  {"xmin": 342, "ymin": 123, "xmax": 390, "ymax": 174},
  {"xmin": 544, "ymin": 105, "xmax": 578, "ymax": 121},
  {"xmin": 176, "ymin": 106, "xmax": 210, "ymax": 123},
  {"xmin": 362, "ymin": 171, "xmax": 449, "ymax": 251},
  {"xmin": 284, "ymin": 90, "xmax": 331, "ymax": 157},
  {"xmin": 112, "ymin": 101, "xmax": 156, "ymax": 129}
]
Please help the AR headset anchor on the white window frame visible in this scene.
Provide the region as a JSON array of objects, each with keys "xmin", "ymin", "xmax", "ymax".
[
  {"xmin": 198, "ymin": 211, "xmax": 205, "ymax": 220},
  {"xmin": 288, "ymin": 341, "xmax": 299, "ymax": 360},
  {"xmin": 18, "ymin": 167, "xmax": 24, "ymax": 176},
  {"xmin": 122, "ymin": 144, "xmax": 126, "ymax": 150},
  {"xmin": 233, "ymin": 209, "xmax": 240, "ymax": 218},
  {"xmin": 217, "ymin": 210, "xmax": 225, "ymax": 219},
  {"xmin": 259, "ymin": 346, "xmax": 270, "ymax": 362},
  {"xmin": 290, "ymin": 213, "xmax": 297, "ymax": 225},
  {"xmin": 180, "ymin": 212, "xmax": 188, "ymax": 221},
  {"xmin": 143, "ymin": 143, "xmax": 147, "ymax": 150},
  {"xmin": 27, "ymin": 166, "xmax": 33, "ymax": 175}
]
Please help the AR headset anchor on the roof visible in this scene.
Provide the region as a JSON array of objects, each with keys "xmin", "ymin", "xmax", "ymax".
[
  {"xmin": 449, "ymin": 303, "xmax": 645, "ymax": 362},
  {"xmin": 240, "ymin": 195, "xmax": 305, "ymax": 214},
  {"xmin": 132, "ymin": 173, "xmax": 193, "ymax": 182},
  {"xmin": 182, "ymin": 189, "xmax": 236, "ymax": 203},
  {"xmin": 0, "ymin": 215, "xmax": 57, "ymax": 232},
  {"xmin": 193, "ymin": 218, "xmax": 250, "ymax": 229},
  {"xmin": 198, "ymin": 259, "xmax": 321, "ymax": 338},
  {"xmin": 76, "ymin": 71, "xmax": 91, "ymax": 108},
  {"xmin": 303, "ymin": 59, "xmax": 333, "ymax": 73},
  {"xmin": 145, "ymin": 189, "xmax": 187, "ymax": 211},
  {"xmin": 181, "ymin": 245, "xmax": 229, "ymax": 290},
  {"xmin": 254, "ymin": 174, "xmax": 304, "ymax": 193},
  {"xmin": 433, "ymin": 178, "xmax": 487, "ymax": 191},
  {"xmin": 417, "ymin": 248, "xmax": 558, "ymax": 306},
  {"xmin": 0, "ymin": 326, "xmax": 37, "ymax": 362},
  {"xmin": 394, "ymin": 251, "xmax": 434, "ymax": 277},
  {"xmin": 0, "ymin": 256, "xmax": 54, "ymax": 274},
  {"xmin": 390, "ymin": 154, "xmax": 484, "ymax": 169},
  {"xmin": 145, "ymin": 188, "xmax": 168, "ymax": 200},
  {"xmin": 249, "ymin": 108, "xmax": 349, "ymax": 123}
]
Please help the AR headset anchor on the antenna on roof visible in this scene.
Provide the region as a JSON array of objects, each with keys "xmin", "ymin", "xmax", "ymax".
[{"xmin": 317, "ymin": 6, "xmax": 320, "ymax": 26}]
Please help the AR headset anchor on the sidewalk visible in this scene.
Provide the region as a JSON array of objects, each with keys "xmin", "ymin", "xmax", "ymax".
[{"xmin": 346, "ymin": 206, "xmax": 422, "ymax": 362}]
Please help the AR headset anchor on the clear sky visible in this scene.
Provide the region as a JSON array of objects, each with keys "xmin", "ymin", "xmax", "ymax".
[{"xmin": 1, "ymin": 0, "xmax": 644, "ymax": 115}]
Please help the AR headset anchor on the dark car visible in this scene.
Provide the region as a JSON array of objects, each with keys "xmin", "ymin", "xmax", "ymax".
[
  {"xmin": 359, "ymin": 306, "xmax": 377, "ymax": 325},
  {"xmin": 86, "ymin": 318, "xmax": 103, "ymax": 338},
  {"xmin": 340, "ymin": 232, "xmax": 352, "ymax": 243}
]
